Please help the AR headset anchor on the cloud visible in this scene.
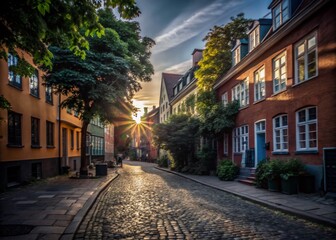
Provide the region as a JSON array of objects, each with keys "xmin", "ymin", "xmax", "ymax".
[
  {"xmin": 165, "ymin": 59, "xmax": 191, "ymax": 74},
  {"xmin": 153, "ymin": 0, "xmax": 242, "ymax": 53}
]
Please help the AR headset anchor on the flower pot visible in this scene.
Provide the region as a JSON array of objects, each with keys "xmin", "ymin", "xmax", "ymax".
[
  {"xmin": 281, "ymin": 176, "xmax": 299, "ymax": 194},
  {"xmin": 268, "ymin": 178, "xmax": 281, "ymax": 192}
]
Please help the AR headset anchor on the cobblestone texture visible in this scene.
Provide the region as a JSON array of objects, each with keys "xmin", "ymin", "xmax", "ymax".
[{"xmin": 75, "ymin": 162, "xmax": 336, "ymax": 239}]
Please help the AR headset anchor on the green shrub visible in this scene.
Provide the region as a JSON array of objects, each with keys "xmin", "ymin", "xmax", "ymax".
[
  {"xmin": 217, "ymin": 160, "xmax": 239, "ymax": 181},
  {"xmin": 255, "ymin": 159, "xmax": 268, "ymax": 188},
  {"xmin": 157, "ymin": 155, "xmax": 169, "ymax": 168},
  {"xmin": 264, "ymin": 159, "xmax": 285, "ymax": 180},
  {"xmin": 280, "ymin": 158, "xmax": 304, "ymax": 180}
]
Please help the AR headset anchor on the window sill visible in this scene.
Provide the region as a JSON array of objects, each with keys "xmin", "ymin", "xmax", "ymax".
[
  {"xmin": 30, "ymin": 94, "xmax": 40, "ymax": 99},
  {"xmin": 31, "ymin": 145, "xmax": 42, "ymax": 149},
  {"xmin": 7, "ymin": 144, "xmax": 24, "ymax": 148},
  {"xmin": 239, "ymin": 105, "xmax": 249, "ymax": 111},
  {"xmin": 272, "ymin": 151, "xmax": 289, "ymax": 155},
  {"xmin": 271, "ymin": 89, "xmax": 287, "ymax": 97},
  {"xmin": 47, "ymin": 145, "xmax": 55, "ymax": 149},
  {"xmin": 295, "ymin": 150, "xmax": 318, "ymax": 155},
  {"xmin": 46, "ymin": 101, "xmax": 54, "ymax": 105},
  {"xmin": 253, "ymin": 98, "xmax": 266, "ymax": 105},
  {"xmin": 8, "ymin": 83, "xmax": 23, "ymax": 91},
  {"xmin": 292, "ymin": 75, "xmax": 317, "ymax": 88}
]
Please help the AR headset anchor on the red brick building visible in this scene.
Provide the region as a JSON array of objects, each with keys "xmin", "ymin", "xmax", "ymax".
[{"xmin": 214, "ymin": 0, "xmax": 336, "ymax": 191}]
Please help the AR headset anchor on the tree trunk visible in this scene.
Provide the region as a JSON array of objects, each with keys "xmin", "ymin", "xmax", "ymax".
[{"xmin": 80, "ymin": 120, "xmax": 89, "ymax": 176}]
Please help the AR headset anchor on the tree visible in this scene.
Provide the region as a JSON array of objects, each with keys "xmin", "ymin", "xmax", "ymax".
[
  {"xmin": 195, "ymin": 13, "xmax": 251, "ymax": 140},
  {"xmin": 46, "ymin": 9, "xmax": 154, "ymax": 175},
  {"xmin": 153, "ymin": 114, "xmax": 200, "ymax": 171},
  {"xmin": 195, "ymin": 13, "xmax": 251, "ymax": 91},
  {"xmin": 0, "ymin": 0, "xmax": 140, "ymax": 76}
]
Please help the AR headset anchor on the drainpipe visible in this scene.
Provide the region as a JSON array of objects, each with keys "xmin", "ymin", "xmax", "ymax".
[{"xmin": 58, "ymin": 93, "xmax": 62, "ymax": 174}]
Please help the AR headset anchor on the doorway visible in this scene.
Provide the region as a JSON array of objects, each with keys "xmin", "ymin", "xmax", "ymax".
[{"xmin": 255, "ymin": 120, "xmax": 266, "ymax": 168}]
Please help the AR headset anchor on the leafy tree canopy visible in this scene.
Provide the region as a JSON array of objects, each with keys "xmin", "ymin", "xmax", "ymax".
[
  {"xmin": 195, "ymin": 13, "xmax": 251, "ymax": 91},
  {"xmin": 46, "ymin": 9, "xmax": 154, "ymax": 173},
  {"xmin": 0, "ymin": 0, "xmax": 140, "ymax": 76},
  {"xmin": 153, "ymin": 114, "xmax": 200, "ymax": 170}
]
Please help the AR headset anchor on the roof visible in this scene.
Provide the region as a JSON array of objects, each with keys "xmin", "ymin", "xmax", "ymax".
[{"xmin": 162, "ymin": 72, "xmax": 183, "ymax": 101}]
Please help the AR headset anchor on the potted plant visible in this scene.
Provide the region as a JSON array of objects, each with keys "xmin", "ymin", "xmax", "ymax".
[
  {"xmin": 265, "ymin": 159, "xmax": 284, "ymax": 192},
  {"xmin": 299, "ymin": 171, "xmax": 315, "ymax": 193},
  {"xmin": 255, "ymin": 159, "xmax": 269, "ymax": 189},
  {"xmin": 280, "ymin": 159, "xmax": 304, "ymax": 194},
  {"xmin": 217, "ymin": 159, "xmax": 240, "ymax": 181}
]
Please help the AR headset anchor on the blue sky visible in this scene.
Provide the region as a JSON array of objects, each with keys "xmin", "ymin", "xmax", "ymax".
[{"xmin": 133, "ymin": 0, "xmax": 272, "ymax": 111}]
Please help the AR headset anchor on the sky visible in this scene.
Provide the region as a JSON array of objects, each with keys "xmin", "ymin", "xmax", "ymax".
[{"xmin": 132, "ymin": 0, "xmax": 272, "ymax": 114}]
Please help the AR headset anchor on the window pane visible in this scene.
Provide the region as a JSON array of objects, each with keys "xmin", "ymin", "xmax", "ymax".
[
  {"xmin": 282, "ymin": 116, "xmax": 288, "ymax": 126},
  {"xmin": 297, "ymin": 43, "xmax": 305, "ymax": 56},
  {"xmin": 307, "ymin": 51, "xmax": 316, "ymax": 78},
  {"xmin": 308, "ymin": 36, "xmax": 316, "ymax": 49},
  {"xmin": 298, "ymin": 110, "xmax": 306, "ymax": 122},
  {"xmin": 308, "ymin": 108, "xmax": 316, "ymax": 120}
]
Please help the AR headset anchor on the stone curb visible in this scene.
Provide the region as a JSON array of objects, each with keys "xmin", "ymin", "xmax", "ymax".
[
  {"xmin": 155, "ymin": 167, "xmax": 336, "ymax": 228},
  {"xmin": 60, "ymin": 173, "xmax": 119, "ymax": 240}
]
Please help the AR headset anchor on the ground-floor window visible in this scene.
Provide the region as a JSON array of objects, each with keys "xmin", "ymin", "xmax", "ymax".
[
  {"xmin": 233, "ymin": 125, "xmax": 248, "ymax": 153},
  {"xmin": 296, "ymin": 106, "xmax": 317, "ymax": 151},
  {"xmin": 273, "ymin": 114, "xmax": 288, "ymax": 152}
]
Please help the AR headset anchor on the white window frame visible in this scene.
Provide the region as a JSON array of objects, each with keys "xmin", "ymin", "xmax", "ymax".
[
  {"xmin": 8, "ymin": 53, "xmax": 22, "ymax": 88},
  {"xmin": 221, "ymin": 92, "xmax": 228, "ymax": 107},
  {"xmin": 273, "ymin": 52, "xmax": 287, "ymax": 93},
  {"xmin": 232, "ymin": 78, "xmax": 249, "ymax": 108},
  {"xmin": 296, "ymin": 106, "xmax": 318, "ymax": 151},
  {"xmin": 254, "ymin": 67, "xmax": 265, "ymax": 101},
  {"xmin": 249, "ymin": 26, "xmax": 260, "ymax": 52},
  {"xmin": 273, "ymin": 0, "xmax": 289, "ymax": 30},
  {"xmin": 233, "ymin": 46, "xmax": 241, "ymax": 66},
  {"xmin": 294, "ymin": 32, "xmax": 318, "ymax": 84},
  {"xmin": 273, "ymin": 115, "xmax": 288, "ymax": 152},
  {"xmin": 29, "ymin": 70, "xmax": 39, "ymax": 97},
  {"xmin": 233, "ymin": 125, "xmax": 248, "ymax": 153}
]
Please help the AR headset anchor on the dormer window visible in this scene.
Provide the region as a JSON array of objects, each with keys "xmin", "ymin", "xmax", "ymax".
[
  {"xmin": 233, "ymin": 46, "xmax": 241, "ymax": 66},
  {"xmin": 249, "ymin": 26, "xmax": 260, "ymax": 52},
  {"xmin": 273, "ymin": 0, "xmax": 289, "ymax": 30}
]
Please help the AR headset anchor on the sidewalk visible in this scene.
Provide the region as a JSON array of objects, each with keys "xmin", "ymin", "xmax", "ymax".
[
  {"xmin": 156, "ymin": 167, "xmax": 336, "ymax": 228},
  {"xmin": 0, "ymin": 169, "xmax": 118, "ymax": 240}
]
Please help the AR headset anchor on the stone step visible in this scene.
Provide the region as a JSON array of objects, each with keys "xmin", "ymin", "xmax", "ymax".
[{"xmin": 238, "ymin": 178, "xmax": 255, "ymax": 186}]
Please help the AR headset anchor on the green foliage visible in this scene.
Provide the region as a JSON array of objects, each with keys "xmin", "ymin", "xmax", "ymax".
[
  {"xmin": 195, "ymin": 13, "xmax": 251, "ymax": 91},
  {"xmin": 157, "ymin": 155, "xmax": 169, "ymax": 168},
  {"xmin": 217, "ymin": 160, "xmax": 239, "ymax": 181},
  {"xmin": 185, "ymin": 94, "xmax": 196, "ymax": 114},
  {"xmin": 255, "ymin": 159, "xmax": 269, "ymax": 188},
  {"xmin": 153, "ymin": 114, "xmax": 200, "ymax": 171},
  {"xmin": 0, "ymin": 95, "xmax": 11, "ymax": 110},
  {"xmin": 264, "ymin": 159, "xmax": 285, "ymax": 180},
  {"xmin": 0, "ymin": 0, "xmax": 140, "ymax": 75},
  {"xmin": 280, "ymin": 159, "xmax": 304, "ymax": 180},
  {"xmin": 197, "ymin": 90, "xmax": 239, "ymax": 137}
]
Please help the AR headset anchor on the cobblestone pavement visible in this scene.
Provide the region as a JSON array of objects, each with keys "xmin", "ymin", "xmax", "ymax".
[{"xmin": 75, "ymin": 162, "xmax": 336, "ymax": 239}]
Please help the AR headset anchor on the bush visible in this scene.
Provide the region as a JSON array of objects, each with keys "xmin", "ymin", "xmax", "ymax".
[
  {"xmin": 264, "ymin": 159, "xmax": 285, "ymax": 180},
  {"xmin": 255, "ymin": 159, "xmax": 268, "ymax": 188},
  {"xmin": 217, "ymin": 160, "xmax": 239, "ymax": 181},
  {"xmin": 157, "ymin": 155, "xmax": 169, "ymax": 168},
  {"xmin": 281, "ymin": 158, "xmax": 304, "ymax": 180}
]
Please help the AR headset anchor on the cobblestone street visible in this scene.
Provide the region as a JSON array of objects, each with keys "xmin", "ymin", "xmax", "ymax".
[{"xmin": 75, "ymin": 162, "xmax": 336, "ymax": 239}]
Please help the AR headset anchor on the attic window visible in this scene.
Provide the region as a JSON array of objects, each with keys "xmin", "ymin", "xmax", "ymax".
[
  {"xmin": 233, "ymin": 46, "xmax": 241, "ymax": 66},
  {"xmin": 273, "ymin": 0, "xmax": 289, "ymax": 30},
  {"xmin": 249, "ymin": 26, "xmax": 260, "ymax": 52}
]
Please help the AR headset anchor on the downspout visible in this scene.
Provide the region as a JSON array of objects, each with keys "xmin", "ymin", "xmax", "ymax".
[{"xmin": 58, "ymin": 93, "xmax": 62, "ymax": 174}]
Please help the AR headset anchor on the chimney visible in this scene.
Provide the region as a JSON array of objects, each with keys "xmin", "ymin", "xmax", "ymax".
[
  {"xmin": 192, "ymin": 49, "xmax": 203, "ymax": 67},
  {"xmin": 152, "ymin": 105, "xmax": 156, "ymax": 110},
  {"xmin": 144, "ymin": 107, "xmax": 148, "ymax": 115}
]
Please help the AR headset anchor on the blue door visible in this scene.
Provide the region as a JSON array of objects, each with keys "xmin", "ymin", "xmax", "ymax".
[{"xmin": 256, "ymin": 133, "xmax": 266, "ymax": 164}]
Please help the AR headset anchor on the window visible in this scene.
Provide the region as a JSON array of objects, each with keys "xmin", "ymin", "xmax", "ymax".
[
  {"xmin": 70, "ymin": 130, "xmax": 74, "ymax": 149},
  {"xmin": 233, "ymin": 125, "xmax": 248, "ymax": 153},
  {"xmin": 31, "ymin": 117, "xmax": 40, "ymax": 147},
  {"xmin": 8, "ymin": 111, "xmax": 22, "ymax": 146},
  {"xmin": 273, "ymin": 115, "xmax": 288, "ymax": 152},
  {"xmin": 223, "ymin": 133, "xmax": 228, "ymax": 156},
  {"xmin": 232, "ymin": 78, "xmax": 249, "ymax": 107},
  {"xmin": 249, "ymin": 26, "xmax": 260, "ymax": 52},
  {"xmin": 66, "ymin": 107, "xmax": 72, "ymax": 114},
  {"xmin": 295, "ymin": 33, "xmax": 317, "ymax": 83},
  {"xmin": 29, "ymin": 70, "xmax": 39, "ymax": 97},
  {"xmin": 8, "ymin": 53, "xmax": 22, "ymax": 88},
  {"xmin": 296, "ymin": 107, "xmax": 317, "ymax": 151},
  {"xmin": 76, "ymin": 131, "xmax": 80, "ymax": 150},
  {"xmin": 273, "ymin": 0, "xmax": 289, "ymax": 30},
  {"xmin": 46, "ymin": 121, "xmax": 54, "ymax": 147},
  {"xmin": 233, "ymin": 46, "xmax": 241, "ymax": 66},
  {"xmin": 221, "ymin": 92, "xmax": 228, "ymax": 107},
  {"xmin": 273, "ymin": 53, "xmax": 287, "ymax": 93},
  {"xmin": 45, "ymin": 85, "xmax": 53, "ymax": 104},
  {"xmin": 254, "ymin": 67, "xmax": 265, "ymax": 101}
]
